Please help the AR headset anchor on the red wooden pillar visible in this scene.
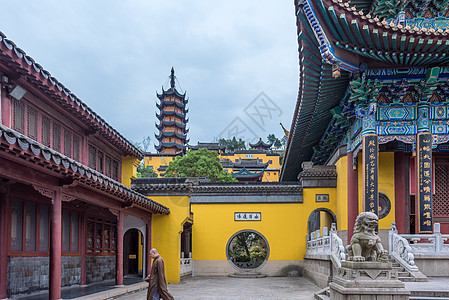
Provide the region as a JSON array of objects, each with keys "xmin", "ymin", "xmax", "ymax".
[
  {"xmin": 50, "ymin": 189, "xmax": 62, "ymax": 300},
  {"xmin": 347, "ymin": 152, "xmax": 358, "ymax": 243},
  {"xmin": 116, "ymin": 210, "xmax": 124, "ymax": 286},
  {"xmin": 0, "ymin": 185, "xmax": 9, "ymax": 299},
  {"xmin": 80, "ymin": 212, "xmax": 86, "ymax": 286},
  {"xmin": 395, "ymin": 152, "xmax": 406, "ymax": 233},
  {"xmin": 146, "ymin": 216, "xmax": 152, "ymax": 277}
]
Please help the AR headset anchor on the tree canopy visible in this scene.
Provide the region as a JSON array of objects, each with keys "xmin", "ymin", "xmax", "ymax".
[
  {"xmin": 218, "ymin": 137, "xmax": 246, "ymax": 151},
  {"xmin": 267, "ymin": 134, "xmax": 284, "ymax": 150},
  {"xmin": 137, "ymin": 162, "xmax": 158, "ymax": 178},
  {"xmin": 164, "ymin": 148, "xmax": 237, "ymax": 182}
]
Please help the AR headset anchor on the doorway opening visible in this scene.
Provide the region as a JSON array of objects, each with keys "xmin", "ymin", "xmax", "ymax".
[
  {"xmin": 124, "ymin": 229, "xmax": 143, "ymax": 276},
  {"xmin": 307, "ymin": 208, "xmax": 337, "ymax": 235}
]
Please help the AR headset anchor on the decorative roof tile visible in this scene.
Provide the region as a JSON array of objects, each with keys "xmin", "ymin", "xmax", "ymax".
[{"xmin": 0, "ymin": 124, "xmax": 169, "ymax": 214}]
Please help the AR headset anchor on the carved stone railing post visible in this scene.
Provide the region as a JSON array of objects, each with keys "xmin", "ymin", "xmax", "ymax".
[{"xmin": 389, "ymin": 223, "xmax": 419, "ymax": 273}]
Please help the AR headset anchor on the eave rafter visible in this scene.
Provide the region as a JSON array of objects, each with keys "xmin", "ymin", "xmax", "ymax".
[{"xmin": 315, "ymin": 0, "xmax": 449, "ymax": 66}]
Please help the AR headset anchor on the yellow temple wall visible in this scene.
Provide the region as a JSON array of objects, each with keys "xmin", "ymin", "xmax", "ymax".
[
  {"xmin": 121, "ymin": 156, "xmax": 140, "ymax": 187},
  {"xmin": 335, "ymin": 155, "xmax": 348, "ymax": 232},
  {"xmin": 144, "ymin": 156, "xmax": 176, "ymax": 177},
  {"xmin": 151, "ymin": 194, "xmax": 191, "ymax": 284}
]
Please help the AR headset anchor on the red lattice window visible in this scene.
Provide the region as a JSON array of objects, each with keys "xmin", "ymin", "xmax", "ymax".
[
  {"xmin": 41, "ymin": 116, "xmax": 51, "ymax": 146},
  {"xmin": 86, "ymin": 218, "xmax": 116, "ymax": 254},
  {"xmin": 88, "ymin": 145, "xmax": 97, "ymax": 169},
  {"xmin": 13, "ymin": 100, "xmax": 25, "ymax": 133},
  {"xmin": 98, "ymin": 151, "xmax": 104, "ymax": 173},
  {"xmin": 73, "ymin": 135, "xmax": 80, "ymax": 161},
  {"xmin": 434, "ymin": 164, "xmax": 449, "ymax": 217},
  {"xmin": 52, "ymin": 123, "xmax": 61, "ymax": 152},
  {"xmin": 105, "ymin": 156, "xmax": 112, "ymax": 178},
  {"xmin": 64, "ymin": 130, "xmax": 72, "ymax": 157},
  {"xmin": 27, "ymin": 106, "xmax": 38, "ymax": 140},
  {"xmin": 112, "ymin": 160, "xmax": 119, "ymax": 181}
]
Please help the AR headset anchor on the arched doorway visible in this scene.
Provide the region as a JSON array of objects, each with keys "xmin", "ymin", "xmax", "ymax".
[
  {"xmin": 226, "ymin": 230, "xmax": 269, "ymax": 270},
  {"xmin": 308, "ymin": 208, "xmax": 337, "ymax": 235},
  {"xmin": 124, "ymin": 229, "xmax": 143, "ymax": 276}
]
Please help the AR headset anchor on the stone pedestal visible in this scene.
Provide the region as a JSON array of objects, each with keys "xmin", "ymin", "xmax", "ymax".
[{"xmin": 329, "ymin": 261, "xmax": 410, "ymax": 300}]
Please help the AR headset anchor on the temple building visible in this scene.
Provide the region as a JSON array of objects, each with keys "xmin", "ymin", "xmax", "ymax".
[
  {"xmin": 154, "ymin": 67, "xmax": 189, "ymax": 155},
  {"xmin": 281, "ymin": 0, "xmax": 449, "ymax": 239},
  {"xmin": 0, "ymin": 31, "xmax": 170, "ymax": 299}
]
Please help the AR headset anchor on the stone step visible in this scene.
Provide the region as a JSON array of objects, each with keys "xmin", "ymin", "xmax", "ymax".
[
  {"xmin": 399, "ymin": 276, "xmax": 415, "ymax": 282},
  {"xmin": 398, "ymin": 271, "xmax": 410, "ymax": 277},
  {"xmin": 410, "ymin": 297, "xmax": 449, "ymax": 300},
  {"xmin": 314, "ymin": 287, "xmax": 330, "ymax": 300},
  {"xmin": 228, "ymin": 272, "xmax": 266, "ymax": 278},
  {"xmin": 412, "ymin": 291, "xmax": 449, "ymax": 297}
]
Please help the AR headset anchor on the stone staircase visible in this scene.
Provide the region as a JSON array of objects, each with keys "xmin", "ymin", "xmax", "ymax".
[
  {"xmin": 314, "ymin": 286, "xmax": 449, "ymax": 300},
  {"xmin": 313, "ymin": 257, "xmax": 428, "ymax": 299},
  {"xmin": 390, "ymin": 256, "xmax": 428, "ymax": 282}
]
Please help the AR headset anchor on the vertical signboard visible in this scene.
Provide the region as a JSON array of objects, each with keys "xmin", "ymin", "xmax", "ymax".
[
  {"xmin": 417, "ymin": 132, "xmax": 433, "ymax": 233},
  {"xmin": 363, "ymin": 134, "xmax": 378, "ymax": 215}
]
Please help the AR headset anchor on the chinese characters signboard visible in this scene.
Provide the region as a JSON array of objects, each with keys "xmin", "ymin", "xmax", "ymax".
[
  {"xmin": 417, "ymin": 132, "xmax": 433, "ymax": 233},
  {"xmin": 234, "ymin": 212, "xmax": 261, "ymax": 221},
  {"xmin": 363, "ymin": 134, "xmax": 378, "ymax": 215}
]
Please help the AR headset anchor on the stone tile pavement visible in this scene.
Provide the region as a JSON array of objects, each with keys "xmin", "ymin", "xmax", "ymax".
[{"xmin": 115, "ymin": 277, "xmax": 319, "ymax": 300}]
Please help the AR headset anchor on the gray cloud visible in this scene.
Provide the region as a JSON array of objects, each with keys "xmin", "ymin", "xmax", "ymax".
[{"xmin": 2, "ymin": 0, "xmax": 298, "ymax": 151}]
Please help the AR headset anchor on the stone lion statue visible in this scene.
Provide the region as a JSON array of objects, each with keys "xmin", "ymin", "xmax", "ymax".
[{"xmin": 347, "ymin": 212, "xmax": 389, "ymax": 262}]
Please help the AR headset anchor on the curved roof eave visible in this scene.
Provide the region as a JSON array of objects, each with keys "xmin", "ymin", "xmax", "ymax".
[{"xmin": 0, "ymin": 32, "xmax": 143, "ymax": 160}]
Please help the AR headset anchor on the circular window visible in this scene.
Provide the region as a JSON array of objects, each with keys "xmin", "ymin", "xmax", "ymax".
[
  {"xmin": 379, "ymin": 193, "xmax": 391, "ymax": 219},
  {"xmin": 226, "ymin": 230, "xmax": 269, "ymax": 270}
]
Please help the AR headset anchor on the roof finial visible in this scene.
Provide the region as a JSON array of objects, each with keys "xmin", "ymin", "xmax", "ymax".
[{"xmin": 170, "ymin": 67, "xmax": 175, "ymax": 89}]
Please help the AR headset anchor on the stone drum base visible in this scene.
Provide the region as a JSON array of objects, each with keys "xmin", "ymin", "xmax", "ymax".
[{"xmin": 329, "ymin": 261, "xmax": 410, "ymax": 300}]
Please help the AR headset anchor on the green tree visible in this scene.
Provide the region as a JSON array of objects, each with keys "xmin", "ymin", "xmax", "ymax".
[
  {"xmin": 267, "ymin": 134, "xmax": 283, "ymax": 150},
  {"xmin": 137, "ymin": 162, "xmax": 158, "ymax": 178},
  {"xmin": 164, "ymin": 148, "xmax": 237, "ymax": 182},
  {"xmin": 218, "ymin": 137, "xmax": 246, "ymax": 151}
]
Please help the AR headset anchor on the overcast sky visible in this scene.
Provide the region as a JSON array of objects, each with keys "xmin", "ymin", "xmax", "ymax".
[{"xmin": 2, "ymin": 1, "xmax": 299, "ymax": 152}]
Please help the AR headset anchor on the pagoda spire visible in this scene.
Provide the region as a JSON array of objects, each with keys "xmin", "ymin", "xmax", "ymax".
[
  {"xmin": 170, "ymin": 67, "xmax": 175, "ymax": 89},
  {"xmin": 155, "ymin": 68, "xmax": 189, "ymax": 154}
]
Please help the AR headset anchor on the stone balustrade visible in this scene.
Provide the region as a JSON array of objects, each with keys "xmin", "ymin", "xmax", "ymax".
[
  {"xmin": 180, "ymin": 252, "xmax": 193, "ymax": 277},
  {"xmin": 306, "ymin": 223, "xmax": 346, "ymax": 267},
  {"xmin": 397, "ymin": 223, "xmax": 449, "ymax": 255}
]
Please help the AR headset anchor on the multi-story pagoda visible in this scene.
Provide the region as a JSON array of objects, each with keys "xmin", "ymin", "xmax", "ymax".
[
  {"xmin": 155, "ymin": 67, "xmax": 189, "ymax": 154},
  {"xmin": 282, "ymin": 0, "xmax": 449, "ymax": 236}
]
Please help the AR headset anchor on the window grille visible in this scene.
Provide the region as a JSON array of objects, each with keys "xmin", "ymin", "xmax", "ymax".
[
  {"xmin": 88, "ymin": 145, "xmax": 97, "ymax": 169},
  {"xmin": 113, "ymin": 160, "xmax": 119, "ymax": 181},
  {"xmin": 41, "ymin": 116, "xmax": 51, "ymax": 146},
  {"xmin": 10, "ymin": 199, "xmax": 50, "ymax": 253},
  {"xmin": 64, "ymin": 130, "xmax": 72, "ymax": 157},
  {"xmin": 434, "ymin": 164, "xmax": 449, "ymax": 217},
  {"xmin": 98, "ymin": 151, "xmax": 104, "ymax": 173},
  {"xmin": 27, "ymin": 106, "xmax": 38, "ymax": 140},
  {"xmin": 53, "ymin": 123, "xmax": 61, "ymax": 152},
  {"xmin": 105, "ymin": 156, "xmax": 112, "ymax": 178},
  {"xmin": 73, "ymin": 135, "xmax": 80, "ymax": 161},
  {"xmin": 87, "ymin": 218, "xmax": 116, "ymax": 254},
  {"xmin": 13, "ymin": 100, "xmax": 25, "ymax": 133}
]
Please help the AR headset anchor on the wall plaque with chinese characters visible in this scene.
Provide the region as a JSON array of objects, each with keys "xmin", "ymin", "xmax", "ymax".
[
  {"xmin": 417, "ymin": 132, "xmax": 433, "ymax": 233},
  {"xmin": 363, "ymin": 134, "xmax": 378, "ymax": 216},
  {"xmin": 234, "ymin": 212, "xmax": 261, "ymax": 221}
]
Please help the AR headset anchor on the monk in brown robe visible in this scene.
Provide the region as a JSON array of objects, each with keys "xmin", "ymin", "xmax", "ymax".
[{"xmin": 145, "ymin": 248, "xmax": 174, "ymax": 300}]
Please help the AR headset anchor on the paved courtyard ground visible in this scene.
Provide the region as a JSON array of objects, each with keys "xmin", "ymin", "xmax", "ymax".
[{"xmin": 115, "ymin": 277, "xmax": 319, "ymax": 300}]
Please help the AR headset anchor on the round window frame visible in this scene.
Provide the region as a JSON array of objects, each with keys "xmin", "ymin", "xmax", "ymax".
[
  {"xmin": 379, "ymin": 193, "xmax": 391, "ymax": 219},
  {"xmin": 225, "ymin": 229, "xmax": 270, "ymax": 271}
]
